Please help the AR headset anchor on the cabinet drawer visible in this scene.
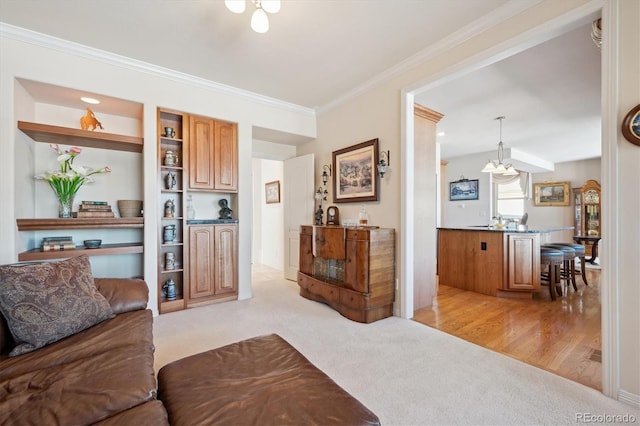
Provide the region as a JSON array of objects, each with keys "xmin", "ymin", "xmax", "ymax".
[{"xmin": 340, "ymin": 288, "xmax": 370, "ymax": 309}]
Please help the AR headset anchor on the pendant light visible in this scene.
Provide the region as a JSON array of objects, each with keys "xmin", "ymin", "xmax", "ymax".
[{"xmin": 481, "ymin": 116, "xmax": 518, "ymax": 176}]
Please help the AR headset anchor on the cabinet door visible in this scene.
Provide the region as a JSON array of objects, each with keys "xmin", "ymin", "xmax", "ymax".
[
  {"xmin": 344, "ymin": 232, "xmax": 369, "ymax": 293},
  {"xmin": 299, "ymin": 227, "xmax": 313, "ymax": 275},
  {"xmin": 188, "ymin": 225, "xmax": 215, "ymax": 300},
  {"xmin": 214, "ymin": 225, "xmax": 238, "ymax": 295},
  {"xmin": 214, "ymin": 120, "xmax": 238, "ymax": 192},
  {"xmin": 506, "ymin": 233, "xmax": 540, "ymax": 291},
  {"xmin": 189, "ymin": 115, "xmax": 215, "ymax": 190}
]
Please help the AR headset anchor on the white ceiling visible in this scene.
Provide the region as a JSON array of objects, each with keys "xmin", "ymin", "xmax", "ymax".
[
  {"xmin": 416, "ymin": 22, "xmax": 602, "ymax": 165},
  {"xmin": 1, "ymin": 0, "xmax": 601, "ymax": 164}
]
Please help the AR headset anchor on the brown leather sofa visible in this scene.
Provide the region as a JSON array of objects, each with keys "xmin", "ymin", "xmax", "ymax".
[
  {"xmin": 0, "ymin": 268, "xmax": 379, "ymax": 425},
  {"xmin": 0, "ymin": 277, "xmax": 169, "ymax": 425}
]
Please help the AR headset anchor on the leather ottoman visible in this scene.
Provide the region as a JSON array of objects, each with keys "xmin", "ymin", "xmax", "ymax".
[{"xmin": 157, "ymin": 334, "xmax": 380, "ymax": 425}]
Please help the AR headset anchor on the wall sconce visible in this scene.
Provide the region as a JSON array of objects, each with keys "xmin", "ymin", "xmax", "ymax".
[
  {"xmin": 377, "ymin": 150, "xmax": 390, "ymax": 178},
  {"xmin": 315, "ymin": 186, "xmax": 327, "ymax": 202},
  {"xmin": 321, "ymin": 164, "xmax": 332, "ymax": 186}
]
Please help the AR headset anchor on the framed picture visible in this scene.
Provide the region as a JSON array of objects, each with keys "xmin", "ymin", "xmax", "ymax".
[
  {"xmin": 265, "ymin": 180, "xmax": 280, "ymax": 204},
  {"xmin": 332, "ymin": 138, "xmax": 379, "ymax": 203},
  {"xmin": 533, "ymin": 181, "xmax": 570, "ymax": 206},
  {"xmin": 449, "ymin": 179, "xmax": 479, "ymax": 201}
]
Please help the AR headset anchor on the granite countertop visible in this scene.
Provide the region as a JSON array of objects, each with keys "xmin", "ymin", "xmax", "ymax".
[
  {"xmin": 437, "ymin": 226, "xmax": 574, "ymax": 234},
  {"xmin": 186, "ymin": 219, "xmax": 239, "ymax": 224}
]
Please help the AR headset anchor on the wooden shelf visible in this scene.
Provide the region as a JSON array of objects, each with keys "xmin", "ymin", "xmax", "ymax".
[
  {"xmin": 17, "ymin": 218, "xmax": 144, "ymax": 231},
  {"xmin": 160, "ymin": 298, "xmax": 185, "ymax": 314},
  {"xmin": 18, "ymin": 243, "xmax": 144, "ymax": 262},
  {"xmin": 18, "ymin": 121, "xmax": 143, "ymax": 153}
]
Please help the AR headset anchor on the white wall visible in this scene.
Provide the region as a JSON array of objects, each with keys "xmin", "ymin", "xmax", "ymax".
[
  {"xmin": 1, "ymin": 25, "xmax": 317, "ymax": 316},
  {"xmin": 251, "ymin": 157, "xmax": 285, "ymax": 270},
  {"xmin": 299, "ymin": 0, "xmax": 639, "ymax": 402},
  {"xmin": 609, "ymin": 0, "xmax": 640, "ymax": 402},
  {"xmin": 442, "ymin": 154, "xmax": 601, "ymax": 244},
  {"xmin": 441, "ymin": 154, "xmax": 492, "ymax": 227},
  {"xmin": 529, "ymin": 158, "xmax": 601, "ymax": 243},
  {"xmin": 256, "ymin": 159, "xmax": 284, "ymax": 270}
]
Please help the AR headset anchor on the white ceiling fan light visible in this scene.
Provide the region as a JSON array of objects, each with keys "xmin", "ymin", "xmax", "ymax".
[
  {"xmin": 225, "ymin": 0, "xmax": 280, "ymax": 33},
  {"xmin": 224, "ymin": 0, "xmax": 246, "ymax": 14},
  {"xmin": 251, "ymin": 7, "xmax": 269, "ymax": 33},
  {"xmin": 261, "ymin": 0, "xmax": 281, "ymax": 14}
]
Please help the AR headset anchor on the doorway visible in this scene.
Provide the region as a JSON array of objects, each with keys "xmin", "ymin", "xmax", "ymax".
[{"xmin": 400, "ymin": 4, "xmax": 612, "ymax": 395}]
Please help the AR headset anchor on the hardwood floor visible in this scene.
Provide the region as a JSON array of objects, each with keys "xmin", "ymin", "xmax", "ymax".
[{"xmin": 413, "ymin": 268, "xmax": 602, "ymax": 390}]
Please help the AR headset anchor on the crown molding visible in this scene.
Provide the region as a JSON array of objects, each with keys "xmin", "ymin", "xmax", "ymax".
[
  {"xmin": 0, "ymin": 22, "xmax": 316, "ymax": 117},
  {"xmin": 317, "ymin": 0, "xmax": 542, "ymax": 115}
]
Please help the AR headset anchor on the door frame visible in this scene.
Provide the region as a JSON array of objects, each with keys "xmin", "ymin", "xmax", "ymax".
[{"xmin": 399, "ymin": 1, "xmax": 617, "ymax": 398}]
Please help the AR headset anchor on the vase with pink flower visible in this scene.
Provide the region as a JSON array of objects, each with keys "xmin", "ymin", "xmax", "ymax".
[{"xmin": 35, "ymin": 144, "xmax": 111, "ymax": 218}]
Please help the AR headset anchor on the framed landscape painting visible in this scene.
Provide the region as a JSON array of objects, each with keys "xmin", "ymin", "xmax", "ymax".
[
  {"xmin": 449, "ymin": 179, "xmax": 479, "ymax": 201},
  {"xmin": 533, "ymin": 181, "xmax": 570, "ymax": 206},
  {"xmin": 332, "ymin": 138, "xmax": 379, "ymax": 203}
]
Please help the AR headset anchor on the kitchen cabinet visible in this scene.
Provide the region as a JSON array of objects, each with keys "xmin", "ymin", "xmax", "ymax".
[
  {"xmin": 188, "ymin": 115, "xmax": 237, "ymax": 192},
  {"xmin": 437, "ymin": 228, "xmax": 540, "ymax": 298},
  {"xmin": 188, "ymin": 224, "xmax": 238, "ymax": 306}
]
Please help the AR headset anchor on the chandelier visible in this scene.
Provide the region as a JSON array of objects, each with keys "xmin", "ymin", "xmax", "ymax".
[
  {"xmin": 225, "ymin": 0, "xmax": 281, "ymax": 33},
  {"xmin": 481, "ymin": 116, "xmax": 518, "ymax": 176}
]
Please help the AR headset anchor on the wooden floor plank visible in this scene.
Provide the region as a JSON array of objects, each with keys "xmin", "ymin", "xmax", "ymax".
[{"xmin": 413, "ymin": 269, "xmax": 602, "ymax": 390}]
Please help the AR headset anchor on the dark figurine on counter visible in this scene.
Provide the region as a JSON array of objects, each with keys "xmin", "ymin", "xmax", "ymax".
[
  {"xmin": 314, "ymin": 206, "xmax": 323, "ymax": 225},
  {"xmin": 219, "ymin": 199, "xmax": 233, "ymax": 219}
]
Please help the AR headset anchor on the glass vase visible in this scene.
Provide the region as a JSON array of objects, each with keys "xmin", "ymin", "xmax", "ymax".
[{"xmin": 58, "ymin": 194, "xmax": 75, "ymax": 218}]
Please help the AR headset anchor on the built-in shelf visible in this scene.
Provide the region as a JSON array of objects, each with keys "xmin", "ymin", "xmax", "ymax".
[
  {"xmin": 18, "ymin": 243, "xmax": 144, "ymax": 262},
  {"xmin": 18, "ymin": 121, "xmax": 143, "ymax": 153},
  {"xmin": 17, "ymin": 218, "xmax": 144, "ymax": 231}
]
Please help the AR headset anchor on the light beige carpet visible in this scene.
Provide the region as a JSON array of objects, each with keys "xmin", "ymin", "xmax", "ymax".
[{"xmin": 153, "ymin": 265, "xmax": 638, "ymax": 425}]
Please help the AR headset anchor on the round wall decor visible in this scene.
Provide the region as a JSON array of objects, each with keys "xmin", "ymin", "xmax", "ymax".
[{"xmin": 621, "ymin": 104, "xmax": 640, "ymax": 146}]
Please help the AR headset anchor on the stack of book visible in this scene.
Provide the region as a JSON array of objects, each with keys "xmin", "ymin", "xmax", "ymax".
[
  {"xmin": 73, "ymin": 201, "xmax": 115, "ymax": 218},
  {"xmin": 41, "ymin": 236, "xmax": 76, "ymax": 252}
]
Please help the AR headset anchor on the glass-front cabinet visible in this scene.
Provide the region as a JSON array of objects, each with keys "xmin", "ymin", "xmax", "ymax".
[{"xmin": 573, "ymin": 179, "xmax": 601, "ymax": 257}]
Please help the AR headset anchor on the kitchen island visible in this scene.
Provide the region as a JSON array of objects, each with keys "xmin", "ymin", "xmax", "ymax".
[{"xmin": 437, "ymin": 226, "xmax": 571, "ymax": 299}]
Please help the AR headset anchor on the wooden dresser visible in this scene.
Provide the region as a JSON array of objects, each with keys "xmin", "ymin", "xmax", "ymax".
[{"xmin": 297, "ymin": 225, "xmax": 395, "ymax": 323}]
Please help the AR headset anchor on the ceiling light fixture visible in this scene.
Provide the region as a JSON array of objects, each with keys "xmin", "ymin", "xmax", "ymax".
[
  {"xmin": 481, "ymin": 116, "xmax": 518, "ymax": 176},
  {"xmin": 225, "ymin": 0, "xmax": 281, "ymax": 34}
]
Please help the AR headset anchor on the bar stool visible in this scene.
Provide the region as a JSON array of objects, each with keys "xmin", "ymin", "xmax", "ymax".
[
  {"xmin": 549, "ymin": 242, "xmax": 588, "ymax": 286},
  {"xmin": 540, "ymin": 247, "xmax": 564, "ymax": 300},
  {"xmin": 542, "ymin": 244, "xmax": 577, "ymax": 294}
]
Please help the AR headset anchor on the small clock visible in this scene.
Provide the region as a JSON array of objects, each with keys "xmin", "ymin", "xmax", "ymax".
[
  {"xmin": 621, "ymin": 104, "xmax": 640, "ymax": 147},
  {"xmin": 326, "ymin": 206, "xmax": 340, "ymax": 225}
]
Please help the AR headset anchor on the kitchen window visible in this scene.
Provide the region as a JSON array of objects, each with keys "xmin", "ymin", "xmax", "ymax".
[{"xmin": 493, "ymin": 172, "xmax": 530, "ymax": 218}]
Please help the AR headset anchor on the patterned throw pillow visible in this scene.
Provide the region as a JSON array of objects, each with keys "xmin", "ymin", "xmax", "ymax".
[{"xmin": 0, "ymin": 256, "xmax": 114, "ymax": 356}]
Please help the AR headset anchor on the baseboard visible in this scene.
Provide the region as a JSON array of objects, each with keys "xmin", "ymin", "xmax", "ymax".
[{"xmin": 618, "ymin": 389, "xmax": 640, "ymax": 408}]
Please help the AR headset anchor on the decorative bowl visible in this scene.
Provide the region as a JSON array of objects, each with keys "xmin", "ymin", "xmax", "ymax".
[{"xmin": 84, "ymin": 239, "xmax": 102, "ymax": 249}]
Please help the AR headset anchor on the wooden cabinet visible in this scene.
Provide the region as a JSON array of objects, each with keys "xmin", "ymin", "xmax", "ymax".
[
  {"xmin": 188, "ymin": 224, "xmax": 238, "ymax": 306},
  {"xmin": 298, "ymin": 225, "xmax": 395, "ymax": 323},
  {"xmin": 16, "ymin": 122, "xmax": 144, "ymax": 262},
  {"xmin": 505, "ymin": 233, "xmax": 540, "ymax": 292},
  {"xmin": 158, "ymin": 109, "xmax": 187, "ymax": 314},
  {"xmin": 437, "ymin": 229, "xmax": 540, "ymax": 298},
  {"xmin": 573, "ymin": 179, "xmax": 601, "ymax": 258},
  {"xmin": 188, "ymin": 115, "xmax": 237, "ymax": 192}
]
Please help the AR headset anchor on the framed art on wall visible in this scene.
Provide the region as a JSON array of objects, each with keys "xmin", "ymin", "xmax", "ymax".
[
  {"xmin": 265, "ymin": 180, "xmax": 280, "ymax": 204},
  {"xmin": 533, "ymin": 181, "xmax": 570, "ymax": 206},
  {"xmin": 332, "ymin": 138, "xmax": 379, "ymax": 203},
  {"xmin": 449, "ymin": 179, "xmax": 479, "ymax": 201}
]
